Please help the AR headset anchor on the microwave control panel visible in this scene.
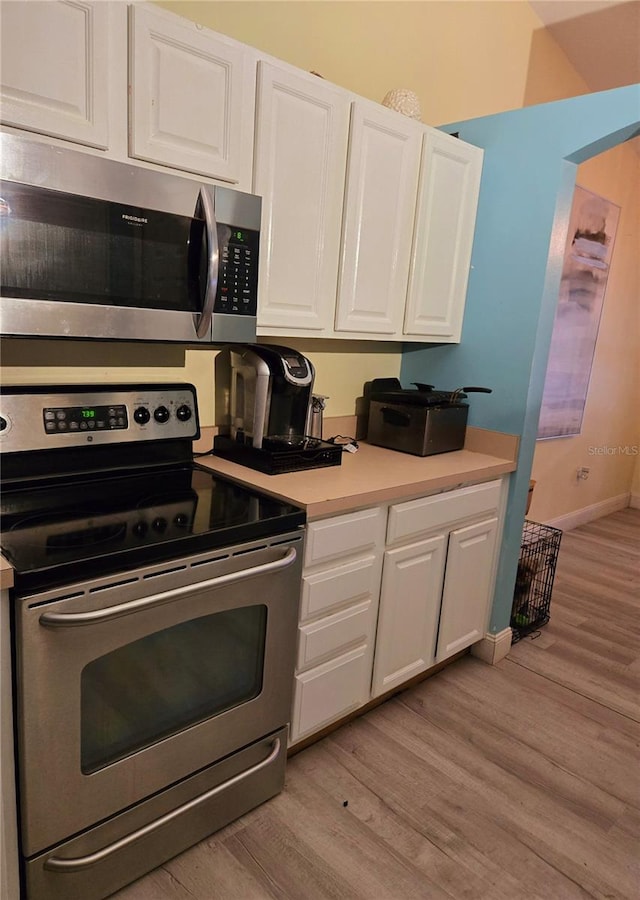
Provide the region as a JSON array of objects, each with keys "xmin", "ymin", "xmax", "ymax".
[{"xmin": 214, "ymin": 225, "xmax": 259, "ymax": 317}]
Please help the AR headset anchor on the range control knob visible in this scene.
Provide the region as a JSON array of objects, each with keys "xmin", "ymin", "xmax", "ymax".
[
  {"xmin": 133, "ymin": 406, "xmax": 151, "ymax": 425},
  {"xmin": 152, "ymin": 517, "xmax": 168, "ymax": 533},
  {"xmin": 0, "ymin": 416, "xmax": 7, "ymax": 432},
  {"xmin": 132, "ymin": 521, "xmax": 148, "ymax": 538},
  {"xmin": 154, "ymin": 405, "xmax": 170, "ymax": 424},
  {"xmin": 176, "ymin": 404, "xmax": 192, "ymax": 422}
]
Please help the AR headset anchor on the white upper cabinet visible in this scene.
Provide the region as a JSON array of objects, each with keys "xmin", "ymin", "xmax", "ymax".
[
  {"xmin": 254, "ymin": 62, "xmax": 350, "ymax": 335},
  {"xmin": 129, "ymin": 4, "xmax": 255, "ymax": 184},
  {"xmin": 335, "ymin": 100, "xmax": 422, "ymax": 337},
  {"xmin": 404, "ymin": 128, "xmax": 483, "ymax": 341},
  {"xmin": 1, "ymin": 2, "xmax": 484, "ymax": 342},
  {"xmin": 0, "ymin": 1, "xmax": 110, "ymax": 149}
]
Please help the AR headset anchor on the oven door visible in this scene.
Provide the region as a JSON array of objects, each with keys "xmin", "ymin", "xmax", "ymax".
[{"xmin": 15, "ymin": 530, "xmax": 303, "ymax": 857}]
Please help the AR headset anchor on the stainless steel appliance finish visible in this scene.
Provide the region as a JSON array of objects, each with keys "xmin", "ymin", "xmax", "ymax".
[
  {"xmin": 307, "ymin": 394, "xmax": 328, "ymax": 439},
  {"xmin": 0, "ymin": 133, "xmax": 261, "ymax": 344},
  {"xmin": 0, "ymin": 383, "xmax": 305, "ymax": 900},
  {"xmin": 366, "ymin": 379, "xmax": 492, "ymax": 456}
]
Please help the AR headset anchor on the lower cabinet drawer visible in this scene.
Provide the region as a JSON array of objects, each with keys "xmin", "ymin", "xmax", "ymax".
[
  {"xmin": 300, "ymin": 554, "xmax": 379, "ymax": 622},
  {"xmin": 304, "ymin": 507, "xmax": 385, "ymax": 567},
  {"xmin": 387, "ymin": 479, "xmax": 502, "ymax": 544},
  {"xmin": 297, "ymin": 600, "xmax": 373, "ymax": 671},
  {"xmin": 290, "ymin": 646, "xmax": 372, "ymax": 744}
]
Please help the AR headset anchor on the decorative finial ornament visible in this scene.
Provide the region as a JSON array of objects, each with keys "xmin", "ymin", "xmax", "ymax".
[{"xmin": 382, "ymin": 88, "xmax": 422, "ymax": 121}]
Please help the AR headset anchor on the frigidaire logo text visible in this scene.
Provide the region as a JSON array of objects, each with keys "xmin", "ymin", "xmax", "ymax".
[{"xmin": 122, "ymin": 214, "xmax": 148, "ymax": 224}]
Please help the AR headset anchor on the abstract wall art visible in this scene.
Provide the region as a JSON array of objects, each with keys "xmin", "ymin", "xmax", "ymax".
[{"xmin": 537, "ymin": 185, "xmax": 620, "ymax": 439}]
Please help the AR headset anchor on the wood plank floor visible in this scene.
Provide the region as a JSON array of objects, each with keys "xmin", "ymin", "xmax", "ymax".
[{"xmin": 114, "ymin": 508, "xmax": 640, "ymax": 900}]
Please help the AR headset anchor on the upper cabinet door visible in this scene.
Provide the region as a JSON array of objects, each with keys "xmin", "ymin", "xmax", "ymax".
[
  {"xmin": 0, "ymin": 1, "xmax": 109, "ymax": 149},
  {"xmin": 129, "ymin": 5, "xmax": 255, "ymax": 184},
  {"xmin": 335, "ymin": 101, "xmax": 422, "ymax": 336},
  {"xmin": 404, "ymin": 129, "xmax": 483, "ymax": 342},
  {"xmin": 254, "ymin": 63, "xmax": 350, "ymax": 335}
]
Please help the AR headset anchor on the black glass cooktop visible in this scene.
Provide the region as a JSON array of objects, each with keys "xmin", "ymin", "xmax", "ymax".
[{"xmin": 0, "ymin": 464, "xmax": 305, "ymax": 593}]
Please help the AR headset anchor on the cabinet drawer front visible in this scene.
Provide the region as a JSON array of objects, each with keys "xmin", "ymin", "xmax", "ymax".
[
  {"xmin": 301, "ymin": 555, "xmax": 379, "ymax": 622},
  {"xmin": 290, "ymin": 646, "xmax": 371, "ymax": 744},
  {"xmin": 387, "ymin": 479, "xmax": 502, "ymax": 544},
  {"xmin": 305, "ymin": 507, "xmax": 384, "ymax": 567},
  {"xmin": 298, "ymin": 601, "xmax": 373, "ymax": 671}
]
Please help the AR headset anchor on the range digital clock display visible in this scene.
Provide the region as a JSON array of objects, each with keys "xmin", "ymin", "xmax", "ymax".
[{"xmin": 43, "ymin": 404, "xmax": 128, "ymax": 434}]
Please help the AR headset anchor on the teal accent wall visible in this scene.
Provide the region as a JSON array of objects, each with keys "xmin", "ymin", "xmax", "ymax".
[{"xmin": 400, "ymin": 85, "xmax": 640, "ymax": 634}]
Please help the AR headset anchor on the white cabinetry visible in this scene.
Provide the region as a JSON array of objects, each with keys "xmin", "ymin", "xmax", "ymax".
[
  {"xmin": 370, "ymin": 534, "xmax": 446, "ymax": 697},
  {"xmin": 129, "ymin": 4, "xmax": 255, "ymax": 183},
  {"xmin": 290, "ymin": 507, "xmax": 385, "ymax": 744},
  {"xmin": 372, "ymin": 479, "xmax": 503, "ymax": 697},
  {"xmin": 253, "ymin": 62, "xmax": 350, "ymax": 334},
  {"xmin": 404, "ymin": 129, "xmax": 483, "ymax": 341},
  {"xmin": 254, "ymin": 68, "xmax": 481, "ymax": 343},
  {"xmin": 436, "ymin": 516, "xmax": 499, "ymax": 660},
  {"xmin": 291, "ymin": 478, "xmax": 507, "ymax": 745},
  {"xmin": 1, "ymin": 2, "xmax": 256, "ymax": 186},
  {"xmin": 334, "ymin": 100, "xmax": 422, "ymax": 336},
  {"xmin": 0, "ymin": 0, "xmax": 111, "ymax": 149}
]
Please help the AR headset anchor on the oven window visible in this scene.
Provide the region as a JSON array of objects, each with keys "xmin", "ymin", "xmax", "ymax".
[{"xmin": 80, "ymin": 606, "xmax": 267, "ymax": 774}]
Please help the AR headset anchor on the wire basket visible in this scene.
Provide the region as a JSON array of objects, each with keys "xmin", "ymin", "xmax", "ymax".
[{"xmin": 511, "ymin": 520, "xmax": 562, "ymax": 642}]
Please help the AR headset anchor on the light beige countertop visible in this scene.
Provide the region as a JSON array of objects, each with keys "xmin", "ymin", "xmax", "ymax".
[
  {"xmin": 1, "ymin": 555, "xmax": 14, "ymax": 591},
  {"xmin": 0, "ymin": 428, "xmax": 518, "ymax": 581},
  {"xmin": 195, "ymin": 427, "xmax": 518, "ymax": 520}
]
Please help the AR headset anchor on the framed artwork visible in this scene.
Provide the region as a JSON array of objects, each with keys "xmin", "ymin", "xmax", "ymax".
[{"xmin": 537, "ymin": 185, "xmax": 620, "ymax": 439}]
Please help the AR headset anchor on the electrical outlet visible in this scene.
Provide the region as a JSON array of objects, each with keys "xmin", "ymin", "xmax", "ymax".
[{"xmin": 577, "ymin": 466, "xmax": 590, "ymax": 480}]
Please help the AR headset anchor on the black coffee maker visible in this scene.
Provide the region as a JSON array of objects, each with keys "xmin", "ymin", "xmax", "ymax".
[{"xmin": 213, "ymin": 344, "xmax": 342, "ymax": 474}]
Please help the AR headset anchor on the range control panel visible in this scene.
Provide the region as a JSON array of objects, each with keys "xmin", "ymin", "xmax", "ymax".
[{"xmin": 0, "ymin": 384, "xmax": 199, "ymax": 453}]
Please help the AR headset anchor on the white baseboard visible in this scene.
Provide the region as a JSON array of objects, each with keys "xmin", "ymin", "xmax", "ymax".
[
  {"xmin": 543, "ymin": 492, "xmax": 631, "ymax": 531},
  {"xmin": 630, "ymin": 493, "xmax": 640, "ymax": 510},
  {"xmin": 471, "ymin": 627, "xmax": 513, "ymax": 665}
]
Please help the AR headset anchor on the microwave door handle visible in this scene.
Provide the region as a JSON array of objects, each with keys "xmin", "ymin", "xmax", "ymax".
[{"xmin": 195, "ymin": 185, "xmax": 219, "ymax": 339}]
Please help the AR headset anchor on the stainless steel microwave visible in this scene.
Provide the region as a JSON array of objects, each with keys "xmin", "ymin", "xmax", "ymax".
[{"xmin": 0, "ymin": 133, "xmax": 261, "ymax": 345}]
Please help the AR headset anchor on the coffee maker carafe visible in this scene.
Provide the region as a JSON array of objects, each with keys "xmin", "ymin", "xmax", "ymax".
[{"xmin": 213, "ymin": 344, "xmax": 342, "ymax": 474}]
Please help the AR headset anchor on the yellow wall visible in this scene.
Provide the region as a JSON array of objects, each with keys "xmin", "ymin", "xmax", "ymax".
[
  {"xmin": 157, "ymin": 1, "xmax": 548, "ymax": 125},
  {"xmin": 2, "ymin": 0, "xmax": 637, "ymax": 515},
  {"xmin": 529, "ymin": 142, "xmax": 640, "ymax": 520}
]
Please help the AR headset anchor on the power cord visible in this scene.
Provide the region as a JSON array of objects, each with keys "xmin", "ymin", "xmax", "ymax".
[{"xmin": 327, "ymin": 435, "xmax": 359, "ymax": 453}]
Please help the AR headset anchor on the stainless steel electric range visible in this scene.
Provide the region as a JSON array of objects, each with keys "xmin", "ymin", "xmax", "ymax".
[{"xmin": 0, "ymin": 383, "xmax": 305, "ymax": 900}]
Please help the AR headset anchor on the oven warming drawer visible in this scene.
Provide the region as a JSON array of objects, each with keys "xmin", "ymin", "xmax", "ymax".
[{"xmin": 25, "ymin": 726, "xmax": 288, "ymax": 900}]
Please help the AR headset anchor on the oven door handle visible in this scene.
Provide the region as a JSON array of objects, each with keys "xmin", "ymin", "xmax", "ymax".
[
  {"xmin": 195, "ymin": 184, "xmax": 219, "ymax": 339},
  {"xmin": 39, "ymin": 546, "xmax": 297, "ymax": 628},
  {"xmin": 43, "ymin": 736, "xmax": 281, "ymax": 872}
]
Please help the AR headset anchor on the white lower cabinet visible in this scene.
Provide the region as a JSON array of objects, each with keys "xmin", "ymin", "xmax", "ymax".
[
  {"xmin": 436, "ymin": 516, "xmax": 499, "ymax": 661},
  {"xmin": 289, "ymin": 478, "xmax": 507, "ymax": 746},
  {"xmin": 371, "ymin": 535, "xmax": 446, "ymax": 698},
  {"xmin": 289, "ymin": 507, "xmax": 385, "ymax": 744}
]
